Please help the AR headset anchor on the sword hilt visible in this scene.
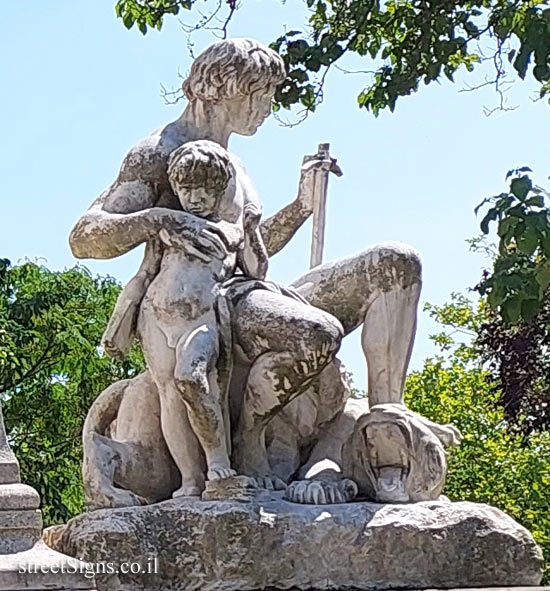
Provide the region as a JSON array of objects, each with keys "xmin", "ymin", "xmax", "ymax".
[{"xmin": 302, "ymin": 143, "xmax": 343, "ymax": 177}]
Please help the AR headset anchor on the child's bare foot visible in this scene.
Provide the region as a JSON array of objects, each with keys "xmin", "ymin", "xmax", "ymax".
[
  {"xmin": 172, "ymin": 479, "xmax": 203, "ymax": 498},
  {"xmin": 207, "ymin": 465, "xmax": 237, "ymax": 481}
]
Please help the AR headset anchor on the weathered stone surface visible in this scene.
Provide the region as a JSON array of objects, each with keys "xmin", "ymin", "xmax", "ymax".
[
  {"xmin": 0, "ymin": 542, "xmax": 96, "ymax": 590},
  {"xmin": 0, "ymin": 509, "xmax": 42, "ymax": 554},
  {"xmin": 70, "ymin": 37, "xmax": 432, "ymax": 514},
  {"xmin": 0, "ymin": 453, "xmax": 20, "ymax": 486},
  {"xmin": 54, "ymin": 495, "xmax": 543, "ymax": 591},
  {"xmin": 0, "ymin": 483, "xmax": 40, "ymax": 510},
  {"xmin": 0, "ymin": 405, "xmax": 20, "ymax": 486},
  {"xmin": 283, "ymin": 399, "xmax": 463, "ymax": 506},
  {"xmin": 201, "ymin": 475, "xmax": 262, "ymax": 502},
  {"xmin": 55, "ymin": 35, "xmax": 540, "ymax": 591},
  {"xmin": 0, "ymin": 485, "xmax": 43, "ymax": 554}
]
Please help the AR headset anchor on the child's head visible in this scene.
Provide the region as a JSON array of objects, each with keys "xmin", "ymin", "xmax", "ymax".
[{"xmin": 167, "ymin": 140, "xmax": 233, "ymax": 219}]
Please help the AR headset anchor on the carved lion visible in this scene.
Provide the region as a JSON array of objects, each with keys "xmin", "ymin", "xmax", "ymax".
[{"xmin": 285, "ymin": 401, "xmax": 462, "ymax": 505}]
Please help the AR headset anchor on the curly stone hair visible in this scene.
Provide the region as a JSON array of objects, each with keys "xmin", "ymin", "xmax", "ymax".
[
  {"xmin": 167, "ymin": 140, "xmax": 232, "ymax": 195},
  {"xmin": 182, "ymin": 38, "xmax": 286, "ymax": 103}
]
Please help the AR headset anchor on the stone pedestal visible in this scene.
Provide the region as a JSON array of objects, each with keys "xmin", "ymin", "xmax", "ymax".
[
  {"xmin": 0, "ymin": 542, "xmax": 97, "ymax": 590},
  {"xmin": 0, "ymin": 483, "xmax": 41, "ymax": 555},
  {"xmin": 0, "ymin": 403, "xmax": 96, "ymax": 591},
  {"xmin": 49, "ymin": 492, "xmax": 544, "ymax": 591}
]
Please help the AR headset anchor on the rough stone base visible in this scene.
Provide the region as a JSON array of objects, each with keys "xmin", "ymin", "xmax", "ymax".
[
  {"xmin": 0, "ymin": 541, "xmax": 97, "ymax": 590},
  {"xmin": 52, "ymin": 494, "xmax": 544, "ymax": 591}
]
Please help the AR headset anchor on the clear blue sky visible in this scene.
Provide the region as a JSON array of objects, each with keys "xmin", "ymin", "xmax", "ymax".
[{"xmin": 1, "ymin": 1, "xmax": 549, "ymax": 390}]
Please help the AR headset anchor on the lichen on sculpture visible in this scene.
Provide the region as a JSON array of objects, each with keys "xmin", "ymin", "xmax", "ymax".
[
  {"xmin": 44, "ymin": 34, "xmax": 546, "ymax": 591},
  {"xmin": 344, "ymin": 403, "xmax": 462, "ymax": 503},
  {"xmin": 71, "ymin": 37, "xmax": 434, "ymax": 509}
]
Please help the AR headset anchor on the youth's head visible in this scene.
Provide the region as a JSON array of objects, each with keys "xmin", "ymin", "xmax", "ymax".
[
  {"xmin": 182, "ymin": 38, "xmax": 286, "ymax": 136},
  {"xmin": 168, "ymin": 140, "xmax": 233, "ymax": 219}
]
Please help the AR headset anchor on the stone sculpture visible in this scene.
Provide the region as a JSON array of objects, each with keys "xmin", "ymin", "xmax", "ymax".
[
  {"xmin": 48, "ymin": 35, "xmax": 545, "ymax": 591},
  {"xmin": 71, "ymin": 37, "xmax": 430, "ymax": 508},
  {"xmin": 346, "ymin": 403, "xmax": 459, "ymax": 503},
  {"xmin": 284, "ymin": 398, "xmax": 462, "ymax": 504},
  {"xmin": 140, "ymin": 139, "xmax": 257, "ymax": 490}
]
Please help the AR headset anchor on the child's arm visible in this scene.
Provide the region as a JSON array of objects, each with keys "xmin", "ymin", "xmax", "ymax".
[
  {"xmin": 158, "ymin": 213, "xmax": 243, "ymax": 263},
  {"xmin": 238, "ymin": 203, "xmax": 268, "ymax": 280}
]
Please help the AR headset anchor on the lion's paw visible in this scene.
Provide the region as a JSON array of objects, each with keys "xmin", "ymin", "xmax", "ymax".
[
  {"xmin": 284, "ymin": 478, "xmax": 358, "ymax": 505},
  {"xmin": 250, "ymin": 475, "xmax": 287, "ymax": 491}
]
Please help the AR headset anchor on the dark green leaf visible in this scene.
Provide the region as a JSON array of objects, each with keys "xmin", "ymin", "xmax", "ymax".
[
  {"xmin": 526, "ymin": 195, "xmax": 544, "ymax": 208},
  {"xmin": 535, "ymin": 262, "xmax": 550, "ymax": 290},
  {"xmin": 521, "ymin": 298, "xmax": 541, "ymax": 323},
  {"xmin": 511, "ymin": 176, "xmax": 532, "ymax": 201},
  {"xmin": 534, "ymin": 64, "xmax": 550, "ymax": 82},
  {"xmin": 480, "ymin": 208, "xmax": 498, "ymax": 234},
  {"xmin": 502, "ymin": 296, "xmax": 522, "ymax": 324},
  {"xmin": 513, "ymin": 45, "xmax": 533, "ymax": 80},
  {"xmin": 517, "ymin": 226, "xmax": 539, "ymax": 256}
]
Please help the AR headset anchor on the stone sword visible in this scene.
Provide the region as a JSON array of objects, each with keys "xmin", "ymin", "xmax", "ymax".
[{"xmin": 303, "ymin": 143, "xmax": 343, "ymax": 269}]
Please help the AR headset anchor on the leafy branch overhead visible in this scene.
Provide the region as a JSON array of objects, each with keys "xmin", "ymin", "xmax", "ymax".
[
  {"xmin": 475, "ymin": 168, "xmax": 550, "ymax": 324},
  {"xmin": 115, "ymin": 0, "xmax": 550, "ymax": 115}
]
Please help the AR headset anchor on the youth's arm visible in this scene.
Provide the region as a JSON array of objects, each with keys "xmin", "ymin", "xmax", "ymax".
[
  {"xmin": 259, "ymin": 158, "xmax": 337, "ymax": 258},
  {"xmin": 70, "ymin": 142, "xmax": 168, "ymax": 259},
  {"xmin": 69, "ymin": 143, "xmax": 219, "ymax": 260},
  {"xmin": 237, "ymin": 203, "xmax": 268, "ymax": 279},
  {"xmin": 260, "ymin": 200, "xmax": 311, "ymax": 259}
]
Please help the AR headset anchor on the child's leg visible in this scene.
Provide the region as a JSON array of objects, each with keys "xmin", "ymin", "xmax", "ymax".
[
  {"xmin": 141, "ymin": 321, "xmax": 205, "ymax": 497},
  {"xmin": 174, "ymin": 325, "xmax": 235, "ymax": 481},
  {"xmin": 158, "ymin": 385, "xmax": 206, "ymax": 496}
]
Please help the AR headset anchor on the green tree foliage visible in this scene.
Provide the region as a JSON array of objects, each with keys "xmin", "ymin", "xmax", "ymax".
[
  {"xmin": 477, "ymin": 302, "xmax": 550, "ymax": 432},
  {"xmin": 406, "ymin": 295, "xmax": 550, "ymax": 582},
  {"xmin": 473, "ymin": 169, "xmax": 550, "ymax": 432},
  {"xmin": 115, "ymin": 0, "xmax": 550, "ymax": 115},
  {"xmin": 476, "ymin": 167, "xmax": 550, "ymax": 324},
  {"xmin": 115, "ymin": 0, "xmax": 194, "ymax": 34},
  {"xmin": 0, "ymin": 259, "xmax": 144, "ymax": 524}
]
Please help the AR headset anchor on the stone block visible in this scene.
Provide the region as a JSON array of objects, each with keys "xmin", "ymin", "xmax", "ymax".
[{"xmin": 52, "ymin": 495, "xmax": 544, "ymax": 591}]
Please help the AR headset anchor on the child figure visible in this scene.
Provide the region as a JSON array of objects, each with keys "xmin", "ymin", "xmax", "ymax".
[{"xmin": 137, "ymin": 139, "xmax": 267, "ymax": 489}]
